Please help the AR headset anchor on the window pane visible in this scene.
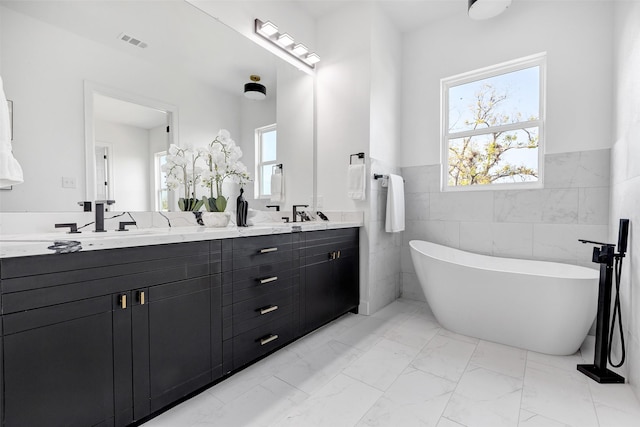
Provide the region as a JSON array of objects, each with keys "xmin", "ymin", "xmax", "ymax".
[
  {"xmin": 447, "ymin": 127, "xmax": 539, "ymax": 186},
  {"xmin": 261, "ymin": 164, "xmax": 273, "ymax": 195},
  {"xmin": 449, "ymin": 66, "xmax": 539, "ymax": 134},
  {"xmin": 262, "ymin": 130, "xmax": 277, "ymax": 162},
  {"xmin": 158, "ymin": 154, "xmax": 167, "ymax": 187},
  {"xmin": 159, "ymin": 189, "xmax": 168, "ymax": 211}
]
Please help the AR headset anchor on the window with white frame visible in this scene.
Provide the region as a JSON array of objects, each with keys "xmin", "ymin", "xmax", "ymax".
[
  {"xmin": 442, "ymin": 53, "xmax": 545, "ymax": 190},
  {"xmin": 154, "ymin": 151, "xmax": 168, "ymax": 211},
  {"xmin": 255, "ymin": 124, "xmax": 277, "ymax": 198}
]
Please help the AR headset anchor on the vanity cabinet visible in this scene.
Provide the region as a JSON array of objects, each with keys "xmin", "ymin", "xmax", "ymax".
[
  {"xmin": 0, "ymin": 227, "xmax": 358, "ymax": 426},
  {"xmin": 301, "ymin": 228, "xmax": 360, "ymax": 334},
  {"xmin": 0, "ymin": 241, "xmax": 217, "ymax": 427}
]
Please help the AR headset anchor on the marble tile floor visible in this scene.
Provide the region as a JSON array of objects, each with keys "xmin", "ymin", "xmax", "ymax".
[{"xmin": 142, "ymin": 299, "xmax": 640, "ymax": 427}]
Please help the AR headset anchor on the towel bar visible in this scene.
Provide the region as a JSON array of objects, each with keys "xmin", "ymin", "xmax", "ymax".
[
  {"xmin": 349, "ymin": 152, "xmax": 365, "ymax": 164},
  {"xmin": 374, "ymin": 174, "xmax": 405, "ymax": 180}
]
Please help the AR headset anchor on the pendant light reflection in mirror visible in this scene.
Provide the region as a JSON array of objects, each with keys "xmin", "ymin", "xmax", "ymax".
[{"xmin": 244, "ymin": 75, "xmax": 266, "ymax": 100}]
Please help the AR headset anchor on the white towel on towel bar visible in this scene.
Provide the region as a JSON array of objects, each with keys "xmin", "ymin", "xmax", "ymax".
[
  {"xmin": 270, "ymin": 171, "xmax": 284, "ymax": 203},
  {"xmin": 385, "ymin": 174, "xmax": 405, "ymax": 233},
  {"xmin": 347, "ymin": 163, "xmax": 366, "ymax": 200},
  {"xmin": 0, "ymin": 75, "xmax": 23, "ymax": 188}
]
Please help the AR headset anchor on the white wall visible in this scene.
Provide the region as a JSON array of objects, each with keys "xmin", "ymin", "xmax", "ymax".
[
  {"xmin": 611, "ymin": 0, "xmax": 640, "ymax": 401},
  {"xmin": 402, "ymin": 0, "xmax": 614, "ymax": 167},
  {"xmin": 0, "ymin": 5, "xmax": 240, "ymax": 211},
  {"xmin": 317, "ymin": 3, "xmax": 372, "ymax": 212},
  {"xmin": 369, "ymin": 6, "xmax": 401, "ymax": 166},
  {"xmin": 316, "ymin": 3, "xmax": 403, "ymax": 314},
  {"xmin": 275, "ymin": 61, "xmax": 315, "ymax": 208}
]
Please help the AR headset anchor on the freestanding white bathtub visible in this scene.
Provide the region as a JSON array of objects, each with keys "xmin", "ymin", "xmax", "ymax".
[{"xmin": 409, "ymin": 240, "xmax": 599, "ymax": 355}]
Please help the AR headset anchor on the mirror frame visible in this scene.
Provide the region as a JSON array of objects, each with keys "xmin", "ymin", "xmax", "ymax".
[{"xmin": 83, "ymin": 80, "xmax": 179, "ymax": 206}]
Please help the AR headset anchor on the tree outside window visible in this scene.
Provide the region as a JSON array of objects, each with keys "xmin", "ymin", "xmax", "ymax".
[{"xmin": 442, "ymin": 54, "xmax": 545, "ymax": 190}]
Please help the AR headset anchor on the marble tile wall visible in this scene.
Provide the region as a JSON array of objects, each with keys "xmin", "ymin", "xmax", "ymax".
[
  {"xmin": 366, "ymin": 158, "xmax": 403, "ymax": 314},
  {"xmin": 400, "ymin": 148, "xmax": 611, "ymax": 303},
  {"xmin": 610, "ymin": 126, "xmax": 640, "ymax": 400}
]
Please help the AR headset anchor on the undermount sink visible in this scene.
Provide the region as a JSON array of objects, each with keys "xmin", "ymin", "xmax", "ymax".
[{"xmin": 0, "ymin": 228, "xmax": 171, "ymax": 242}]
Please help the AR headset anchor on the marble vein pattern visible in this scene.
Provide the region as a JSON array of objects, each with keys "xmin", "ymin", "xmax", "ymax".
[{"xmin": 142, "ymin": 299, "xmax": 640, "ymax": 427}]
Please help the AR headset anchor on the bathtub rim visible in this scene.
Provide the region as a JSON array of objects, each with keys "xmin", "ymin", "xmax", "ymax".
[{"xmin": 409, "ymin": 240, "xmax": 599, "ymax": 280}]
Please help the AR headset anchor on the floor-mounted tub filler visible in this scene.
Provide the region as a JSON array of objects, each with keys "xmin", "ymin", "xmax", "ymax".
[{"xmin": 409, "ymin": 240, "xmax": 599, "ymax": 356}]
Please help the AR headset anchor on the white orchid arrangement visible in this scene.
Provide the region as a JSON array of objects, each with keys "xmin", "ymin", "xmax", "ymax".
[
  {"xmin": 199, "ymin": 129, "xmax": 251, "ymax": 212},
  {"xmin": 162, "ymin": 129, "xmax": 250, "ymax": 212},
  {"xmin": 162, "ymin": 144, "xmax": 204, "ymax": 211}
]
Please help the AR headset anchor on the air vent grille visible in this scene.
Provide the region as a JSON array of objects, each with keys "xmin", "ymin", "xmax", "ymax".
[{"xmin": 118, "ymin": 33, "xmax": 148, "ymax": 49}]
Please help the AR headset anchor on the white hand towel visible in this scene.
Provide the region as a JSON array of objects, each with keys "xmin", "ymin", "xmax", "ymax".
[
  {"xmin": 347, "ymin": 163, "xmax": 366, "ymax": 200},
  {"xmin": 0, "ymin": 75, "xmax": 23, "ymax": 188},
  {"xmin": 385, "ymin": 174, "xmax": 405, "ymax": 233},
  {"xmin": 270, "ymin": 171, "xmax": 284, "ymax": 203}
]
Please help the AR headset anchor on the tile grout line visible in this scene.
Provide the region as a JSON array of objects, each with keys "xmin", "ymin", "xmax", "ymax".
[{"xmin": 436, "ymin": 335, "xmax": 480, "ymax": 427}]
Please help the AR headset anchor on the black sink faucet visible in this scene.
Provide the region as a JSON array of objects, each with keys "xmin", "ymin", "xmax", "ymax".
[
  {"xmin": 292, "ymin": 204, "xmax": 309, "ymax": 222},
  {"xmin": 94, "ymin": 200, "xmax": 116, "ymax": 232}
]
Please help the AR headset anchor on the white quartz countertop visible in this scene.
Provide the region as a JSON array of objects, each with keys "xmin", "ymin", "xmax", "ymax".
[{"xmin": 0, "ymin": 220, "xmax": 363, "ymax": 258}]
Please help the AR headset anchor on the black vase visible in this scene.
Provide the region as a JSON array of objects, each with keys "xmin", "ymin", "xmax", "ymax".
[{"xmin": 236, "ymin": 188, "xmax": 248, "ymax": 227}]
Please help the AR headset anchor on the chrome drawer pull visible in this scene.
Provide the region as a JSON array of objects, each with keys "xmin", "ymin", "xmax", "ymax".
[
  {"xmin": 260, "ymin": 334, "xmax": 279, "ymax": 346},
  {"xmin": 259, "ymin": 305, "xmax": 279, "ymax": 315},
  {"xmin": 259, "ymin": 247, "xmax": 278, "ymax": 254},
  {"xmin": 259, "ymin": 276, "xmax": 278, "ymax": 284}
]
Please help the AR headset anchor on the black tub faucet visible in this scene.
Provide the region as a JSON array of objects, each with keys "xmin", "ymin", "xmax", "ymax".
[
  {"xmin": 292, "ymin": 204, "xmax": 309, "ymax": 222},
  {"xmin": 94, "ymin": 200, "xmax": 115, "ymax": 232}
]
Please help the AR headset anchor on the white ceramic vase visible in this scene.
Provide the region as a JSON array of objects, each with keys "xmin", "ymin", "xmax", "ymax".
[{"xmin": 202, "ymin": 212, "xmax": 231, "ymax": 228}]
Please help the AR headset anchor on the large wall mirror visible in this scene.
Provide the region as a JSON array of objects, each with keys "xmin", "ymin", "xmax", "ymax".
[{"xmin": 0, "ymin": 0, "xmax": 314, "ymax": 212}]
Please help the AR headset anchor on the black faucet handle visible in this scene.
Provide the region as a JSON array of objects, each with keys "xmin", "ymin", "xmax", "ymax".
[
  {"xmin": 95, "ymin": 200, "xmax": 116, "ymax": 206},
  {"xmin": 55, "ymin": 223, "xmax": 81, "ymax": 234},
  {"xmin": 77, "ymin": 201, "xmax": 92, "ymax": 212},
  {"xmin": 266, "ymin": 205, "xmax": 280, "ymax": 211},
  {"xmin": 117, "ymin": 221, "xmax": 137, "ymax": 231}
]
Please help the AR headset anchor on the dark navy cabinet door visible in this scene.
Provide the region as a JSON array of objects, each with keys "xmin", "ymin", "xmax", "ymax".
[{"xmin": 2, "ymin": 296, "xmax": 116, "ymax": 427}]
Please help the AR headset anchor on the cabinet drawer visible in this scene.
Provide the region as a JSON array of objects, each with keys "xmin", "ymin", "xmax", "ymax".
[
  {"xmin": 305, "ymin": 245, "xmax": 359, "ymax": 266},
  {"xmin": 0, "ymin": 241, "xmax": 210, "ymax": 279},
  {"xmin": 232, "ymin": 235, "xmax": 293, "ymax": 269},
  {"xmin": 232, "ymin": 288, "xmax": 293, "ymax": 335},
  {"xmin": 232, "ymin": 259, "xmax": 293, "ymax": 283},
  {"xmin": 232, "ymin": 234, "xmax": 292, "ymax": 252},
  {"xmin": 233, "ymin": 268, "xmax": 296, "ymax": 303},
  {"xmin": 232, "ymin": 312, "xmax": 294, "ymax": 369},
  {"xmin": 302, "ymin": 228, "xmax": 358, "ymax": 248}
]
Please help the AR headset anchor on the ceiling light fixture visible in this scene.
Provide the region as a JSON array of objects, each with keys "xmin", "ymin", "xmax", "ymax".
[
  {"xmin": 468, "ymin": 0, "xmax": 512, "ymax": 20},
  {"xmin": 291, "ymin": 43, "xmax": 308, "ymax": 56},
  {"xmin": 277, "ymin": 33, "xmax": 295, "ymax": 47},
  {"xmin": 305, "ymin": 53, "xmax": 320, "ymax": 65},
  {"xmin": 259, "ymin": 21, "xmax": 279, "ymax": 36},
  {"xmin": 254, "ymin": 19, "xmax": 320, "ymax": 70},
  {"xmin": 244, "ymin": 75, "xmax": 266, "ymax": 100}
]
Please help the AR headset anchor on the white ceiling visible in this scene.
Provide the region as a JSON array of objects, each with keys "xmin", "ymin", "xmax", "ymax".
[{"xmin": 294, "ymin": 0, "xmax": 464, "ymax": 32}]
